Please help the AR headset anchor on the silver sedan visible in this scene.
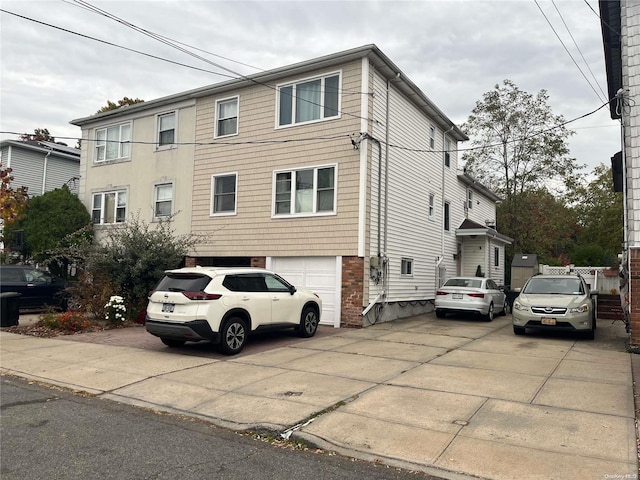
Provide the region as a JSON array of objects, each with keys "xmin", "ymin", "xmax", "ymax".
[{"xmin": 435, "ymin": 277, "xmax": 508, "ymax": 321}]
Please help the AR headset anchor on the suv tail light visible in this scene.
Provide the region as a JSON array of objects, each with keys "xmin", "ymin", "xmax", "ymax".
[
  {"xmin": 436, "ymin": 291, "xmax": 447, "ymax": 295},
  {"xmin": 182, "ymin": 292, "xmax": 222, "ymax": 300},
  {"xmin": 467, "ymin": 293, "xmax": 485, "ymax": 298}
]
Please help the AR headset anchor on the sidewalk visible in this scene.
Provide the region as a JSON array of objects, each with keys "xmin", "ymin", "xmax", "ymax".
[{"xmin": 1, "ymin": 313, "xmax": 637, "ymax": 480}]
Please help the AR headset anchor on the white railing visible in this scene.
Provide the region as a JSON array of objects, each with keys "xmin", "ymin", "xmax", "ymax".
[{"xmin": 538, "ymin": 265, "xmax": 620, "ymax": 294}]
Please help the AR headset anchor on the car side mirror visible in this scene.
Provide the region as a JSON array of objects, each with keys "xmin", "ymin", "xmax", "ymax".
[
  {"xmin": 289, "ymin": 286, "xmax": 297, "ymax": 295},
  {"xmin": 514, "ymin": 287, "xmax": 521, "ymax": 293},
  {"xmin": 590, "ymin": 289, "xmax": 598, "ymax": 296}
]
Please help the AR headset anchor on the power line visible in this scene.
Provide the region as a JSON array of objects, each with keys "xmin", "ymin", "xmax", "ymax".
[{"xmin": 534, "ymin": 0, "xmax": 605, "ymax": 103}]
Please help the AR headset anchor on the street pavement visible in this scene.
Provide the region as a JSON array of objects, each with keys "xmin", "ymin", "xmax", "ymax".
[{"xmin": 1, "ymin": 312, "xmax": 637, "ymax": 480}]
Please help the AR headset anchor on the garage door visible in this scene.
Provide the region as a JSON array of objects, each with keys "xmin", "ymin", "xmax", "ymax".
[{"xmin": 268, "ymin": 256, "xmax": 341, "ymax": 327}]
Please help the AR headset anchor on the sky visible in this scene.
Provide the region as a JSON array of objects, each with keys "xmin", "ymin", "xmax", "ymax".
[{"xmin": 0, "ymin": 0, "xmax": 621, "ymax": 175}]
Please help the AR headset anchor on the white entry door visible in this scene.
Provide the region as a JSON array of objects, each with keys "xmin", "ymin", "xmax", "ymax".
[{"xmin": 268, "ymin": 256, "xmax": 341, "ymax": 327}]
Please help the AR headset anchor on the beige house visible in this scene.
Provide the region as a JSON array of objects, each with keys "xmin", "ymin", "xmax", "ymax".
[{"xmin": 71, "ymin": 45, "xmax": 510, "ymax": 328}]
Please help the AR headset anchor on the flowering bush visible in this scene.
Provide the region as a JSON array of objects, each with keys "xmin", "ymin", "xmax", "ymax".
[
  {"xmin": 105, "ymin": 295, "xmax": 127, "ymax": 324},
  {"xmin": 41, "ymin": 311, "xmax": 91, "ymax": 332}
]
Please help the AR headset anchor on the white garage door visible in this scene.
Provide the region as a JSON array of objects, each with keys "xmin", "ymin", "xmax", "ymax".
[{"xmin": 268, "ymin": 256, "xmax": 341, "ymax": 327}]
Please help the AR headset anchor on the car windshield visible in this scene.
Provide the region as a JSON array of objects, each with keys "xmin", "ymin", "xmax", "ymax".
[
  {"xmin": 444, "ymin": 278, "xmax": 482, "ymax": 288},
  {"xmin": 523, "ymin": 277, "xmax": 584, "ymax": 295}
]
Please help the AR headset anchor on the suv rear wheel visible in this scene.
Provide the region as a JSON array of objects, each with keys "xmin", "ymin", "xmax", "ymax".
[
  {"xmin": 297, "ymin": 306, "xmax": 319, "ymax": 338},
  {"xmin": 219, "ymin": 317, "xmax": 248, "ymax": 355}
]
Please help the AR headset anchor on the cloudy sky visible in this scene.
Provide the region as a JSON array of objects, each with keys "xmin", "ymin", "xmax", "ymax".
[{"xmin": 0, "ymin": 0, "xmax": 620, "ymax": 173}]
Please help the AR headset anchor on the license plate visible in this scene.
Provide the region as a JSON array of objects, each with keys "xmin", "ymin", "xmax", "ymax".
[
  {"xmin": 162, "ymin": 303, "xmax": 175, "ymax": 313},
  {"xmin": 541, "ymin": 317, "xmax": 556, "ymax": 325},
  {"xmin": 453, "ymin": 294, "xmax": 463, "ymax": 299}
]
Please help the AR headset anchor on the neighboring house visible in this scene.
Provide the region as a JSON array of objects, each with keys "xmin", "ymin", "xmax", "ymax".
[
  {"xmin": 0, "ymin": 140, "xmax": 80, "ymax": 196},
  {"xmin": 600, "ymin": 1, "xmax": 640, "ymax": 347},
  {"xmin": 71, "ymin": 44, "xmax": 510, "ymax": 328}
]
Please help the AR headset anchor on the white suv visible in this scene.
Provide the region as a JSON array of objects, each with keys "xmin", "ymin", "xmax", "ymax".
[{"xmin": 146, "ymin": 267, "xmax": 322, "ymax": 355}]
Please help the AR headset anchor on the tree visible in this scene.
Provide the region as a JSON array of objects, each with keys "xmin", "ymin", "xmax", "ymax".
[
  {"xmin": 87, "ymin": 214, "xmax": 200, "ymax": 318},
  {"xmin": 571, "ymin": 244, "xmax": 610, "ymax": 267},
  {"xmin": 96, "ymin": 97, "xmax": 144, "ymax": 114},
  {"xmin": 19, "ymin": 128, "xmax": 55, "ymax": 142},
  {"xmin": 8, "ymin": 185, "xmax": 91, "ymax": 266},
  {"xmin": 462, "ymin": 80, "xmax": 583, "ymax": 252},
  {"xmin": 568, "ymin": 163, "xmax": 623, "ymax": 265},
  {"xmin": 0, "ymin": 163, "xmax": 29, "ymax": 247}
]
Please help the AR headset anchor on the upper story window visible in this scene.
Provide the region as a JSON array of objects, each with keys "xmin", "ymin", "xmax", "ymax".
[
  {"xmin": 430, "ymin": 126, "xmax": 436, "ymax": 149},
  {"xmin": 216, "ymin": 97, "xmax": 238, "ymax": 137},
  {"xmin": 92, "ymin": 190, "xmax": 126, "ymax": 224},
  {"xmin": 274, "ymin": 165, "xmax": 336, "ymax": 216},
  {"xmin": 467, "ymin": 190, "xmax": 474, "ymax": 209},
  {"xmin": 278, "ymin": 73, "xmax": 340, "ymax": 127},
  {"xmin": 211, "ymin": 173, "xmax": 237, "ymax": 215},
  {"xmin": 154, "ymin": 183, "xmax": 173, "ymax": 218},
  {"xmin": 157, "ymin": 112, "xmax": 176, "ymax": 147},
  {"xmin": 95, "ymin": 123, "xmax": 131, "ymax": 162},
  {"xmin": 428, "ymin": 193, "xmax": 435, "ymax": 218},
  {"xmin": 444, "ymin": 138, "xmax": 451, "ymax": 168},
  {"xmin": 444, "ymin": 201, "xmax": 450, "ymax": 231},
  {"xmin": 401, "ymin": 258, "xmax": 413, "ymax": 276}
]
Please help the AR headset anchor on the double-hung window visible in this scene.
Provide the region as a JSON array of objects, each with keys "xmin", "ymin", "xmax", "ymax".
[
  {"xmin": 92, "ymin": 191, "xmax": 127, "ymax": 224},
  {"xmin": 444, "ymin": 138, "xmax": 451, "ymax": 168},
  {"xmin": 216, "ymin": 97, "xmax": 238, "ymax": 137},
  {"xmin": 467, "ymin": 190, "xmax": 474, "ymax": 209},
  {"xmin": 430, "ymin": 126, "xmax": 436, "ymax": 149},
  {"xmin": 157, "ymin": 112, "xmax": 176, "ymax": 147},
  {"xmin": 401, "ymin": 258, "xmax": 413, "ymax": 276},
  {"xmin": 211, "ymin": 173, "xmax": 237, "ymax": 215},
  {"xmin": 95, "ymin": 123, "xmax": 131, "ymax": 162},
  {"xmin": 444, "ymin": 201, "xmax": 450, "ymax": 231},
  {"xmin": 274, "ymin": 165, "xmax": 336, "ymax": 216},
  {"xmin": 154, "ymin": 183, "xmax": 173, "ymax": 218},
  {"xmin": 428, "ymin": 194, "xmax": 435, "ymax": 218},
  {"xmin": 278, "ymin": 73, "xmax": 340, "ymax": 127},
  {"xmin": 494, "ymin": 247, "xmax": 500, "ymax": 267}
]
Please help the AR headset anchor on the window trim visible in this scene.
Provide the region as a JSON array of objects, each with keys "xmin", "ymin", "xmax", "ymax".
[
  {"xmin": 401, "ymin": 257, "xmax": 414, "ymax": 276},
  {"xmin": 444, "ymin": 201, "xmax": 450, "ymax": 232},
  {"xmin": 153, "ymin": 182, "xmax": 174, "ymax": 220},
  {"xmin": 494, "ymin": 247, "xmax": 500, "ymax": 267},
  {"xmin": 271, "ymin": 164, "xmax": 337, "ymax": 218},
  {"xmin": 430, "ymin": 125, "xmax": 436, "ymax": 149},
  {"xmin": 215, "ymin": 96, "xmax": 239, "ymax": 138},
  {"xmin": 94, "ymin": 122, "xmax": 132, "ymax": 163},
  {"xmin": 210, "ymin": 172, "xmax": 238, "ymax": 216},
  {"xmin": 276, "ymin": 71, "xmax": 341, "ymax": 129},
  {"xmin": 428, "ymin": 193, "xmax": 435, "ymax": 219},
  {"xmin": 156, "ymin": 111, "xmax": 177, "ymax": 150},
  {"xmin": 444, "ymin": 138, "xmax": 451, "ymax": 168},
  {"xmin": 468, "ymin": 189, "xmax": 474, "ymax": 209},
  {"xmin": 91, "ymin": 189, "xmax": 127, "ymax": 225}
]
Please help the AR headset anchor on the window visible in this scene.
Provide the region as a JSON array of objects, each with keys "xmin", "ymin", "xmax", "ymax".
[
  {"xmin": 92, "ymin": 191, "xmax": 127, "ymax": 224},
  {"xmin": 444, "ymin": 138, "xmax": 451, "ymax": 168},
  {"xmin": 444, "ymin": 201, "xmax": 450, "ymax": 231},
  {"xmin": 430, "ymin": 126, "xmax": 436, "ymax": 149},
  {"xmin": 401, "ymin": 258, "xmax": 413, "ymax": 276},
  {"xmin": 274, "ymin": 165, "xmax": 336, "ymax": 215},
  {"xmin": 494, "ymin": 247, "xmax": 500, "ymax": 267},
  {"xmin": 428, "ymin": 194, "xmax": 435, "ymax": 218},
  {"xmin": 468, "ymin": 190, "xmax": 474, "ymax": 209},
  {"xmin": 157, "ymin": 112, "xmax": 175, "ymax": 147},
  {"xmin": 211, "ymin": 173, "xmax": 237, "ymax": 215},
  {"xmin": 216, "ymin": 97, "xmax": 238, "ymax": 137},
  {"xmin": 154, "ymin": 183, "xmax": 173, "ymax": 218},
  {"xmin": 278, "ymin": 73, "xmax": 340, "ymax": 127},
  {"xmin": 95, "ymin": 123, "xmax": 131, "ymax": 162}
]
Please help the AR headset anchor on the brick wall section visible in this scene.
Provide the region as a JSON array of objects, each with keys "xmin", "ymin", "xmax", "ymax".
[
  {"xmin": 251, "ymin": 257, "xmax": 266, "ymax": 268},
  {"xmin": 630, "ymin": 249, "xmax": 640, "ymax": 347},
  {"xmin": 341, "ymin": 256, "xmax": 364, "ymax": 327},
  {"xmin": 185, "ymin": 256, "xmax": 197, "ymax": 267}
]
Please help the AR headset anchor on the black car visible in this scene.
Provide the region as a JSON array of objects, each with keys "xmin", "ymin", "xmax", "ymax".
[{"xmin": 0, "ymin": 265, "xmax": 69, "ymax": 310}]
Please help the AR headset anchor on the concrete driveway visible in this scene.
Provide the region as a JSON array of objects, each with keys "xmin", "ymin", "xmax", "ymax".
[{"xmin": 1, "ymin": 312, "xmax": 636, "ymax": 480}]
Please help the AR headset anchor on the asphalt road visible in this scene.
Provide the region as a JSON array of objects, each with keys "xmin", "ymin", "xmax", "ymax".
[{"xmin": 0, "ymin": 375, "xmax": 442, "ymax": 480}]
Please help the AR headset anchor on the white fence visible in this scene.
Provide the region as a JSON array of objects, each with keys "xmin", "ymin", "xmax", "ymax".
[{"xmin": 539, "ymin": 265, "xmax": 620, "ymax": 294}]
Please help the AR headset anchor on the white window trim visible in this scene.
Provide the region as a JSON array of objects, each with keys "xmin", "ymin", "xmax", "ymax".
[
  {"xmin": 155, "ymin": 111, "xmax": 177, "ymax": 150},
  {"xmin": 91, "ymin": 189, "xmax": 128, "ymax": 225},
  {"xmin": 494, "ymin": 246, "xmax": 500, "ymax": 267},
  {"xmin": 275, "ymin": 70, "xmax": 342, "ymax": 129},
  {"xmin": 94, "ymin": 122, "xmax": 132, "ymax": 163},
  {"xmin": 444, "ymin": 200, "xmax": 451, "ymax": 232},
  {"xmin": 401, "ymin": 257, "xmax": 414, "ymax": 276},
  {"xmin": 215, "ymin": 96, "xmax": 239, "ymax": 138},
  {"xmin": 153, "ymin": 182, "xmax": 174, "ymax": 220},
  {"xmin": 271, "ymin": 163, "xmax": 338, "ymax": 218},
  {"xmin": 210, "ymin": 172, "xmax": 238, "ymax": 216},
  {"xmin": 429, "ymin": 125, "xmax": 436, "ymax": 149},
  {"xmin": 468, "ymin": 189, "xmax": 474, "ymax": 209},
  {"xmin": 444, "ymin": 138, "xmax": 451, "ymax": 168}
]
